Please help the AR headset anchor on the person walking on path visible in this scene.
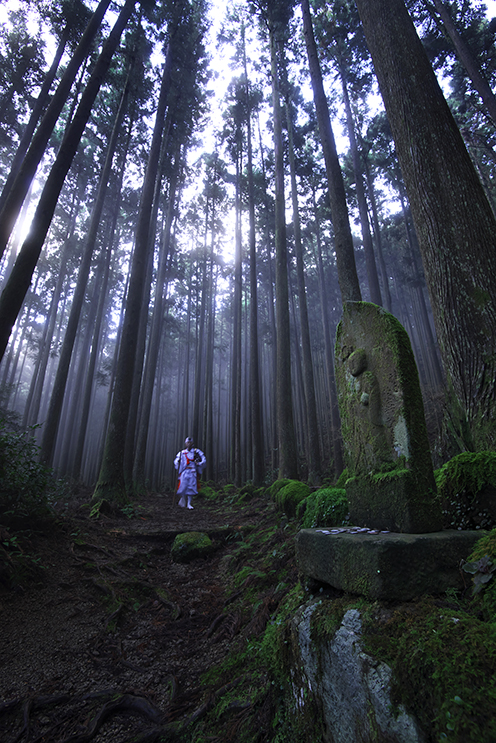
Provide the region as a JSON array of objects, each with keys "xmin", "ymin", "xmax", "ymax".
[{"xmin": 174, "ymin": 437, "xmax": 206, "ymax": 509}]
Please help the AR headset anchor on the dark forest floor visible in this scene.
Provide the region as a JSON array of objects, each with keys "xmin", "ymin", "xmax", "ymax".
[{"xmin": 0, "ymin": 489, "xmax": 299, "ymax": 743}]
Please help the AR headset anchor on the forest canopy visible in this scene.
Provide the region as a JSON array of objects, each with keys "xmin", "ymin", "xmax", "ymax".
[{"xmin": 0, "ymin": 0, "xmax": 495, "ymax": 499}]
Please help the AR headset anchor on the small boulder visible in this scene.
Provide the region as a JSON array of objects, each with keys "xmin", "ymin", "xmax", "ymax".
[{"xmin": 171, "ymin": 532, "xmax": 214, "ymax": 563}]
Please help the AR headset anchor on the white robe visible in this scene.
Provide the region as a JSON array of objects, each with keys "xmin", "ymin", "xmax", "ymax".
[{"xmin": 174, "ymin": 447, "xmax": 206, "ymax": 506}]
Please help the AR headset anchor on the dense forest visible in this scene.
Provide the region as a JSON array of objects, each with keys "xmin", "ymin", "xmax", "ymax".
[{"xmin": 0, "ymin": 0, "xmax": 495, "ymax": 502}]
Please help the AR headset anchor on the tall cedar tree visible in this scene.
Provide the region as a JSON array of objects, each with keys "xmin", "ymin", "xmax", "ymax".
[
  {"xmin": 263, "ymin": 0, "xmax": 299, "ymax": 479},
  {"xmin": 93, "ymin": 39, "xmax": 174, "ymax": 503},
  {"xmin": 356, "ymin": 0, "xmax": 496, "ymax": 448},
  {"xmin": 0, "ymin": 0, "xmax": 137, "ymax": 363},
  {"xmin": 300, "ymin": 0, "xmax": 361, "ymax": 304},
  {"xmin": 0, "ymin": 0, "xmax": 112, "ymax": 261}
]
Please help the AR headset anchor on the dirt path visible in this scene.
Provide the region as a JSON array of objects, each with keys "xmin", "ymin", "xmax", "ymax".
[{"xmin": 0, "ymin": 491, "xmax": 283, "ymax": 742}]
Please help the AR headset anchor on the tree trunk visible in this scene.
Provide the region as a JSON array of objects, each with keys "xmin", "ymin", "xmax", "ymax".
[
  {"xmin": 270, "ymin": 30, "xmax": 298, "ymax": 480},
  {"xmin": 339, "ymin": 66, "xmax": 382, "ymax": 305},
  {"xmin": 0, "ymin": 28, "xmax": 68, "ymax": 215},
  {"xmin": 0, "ymin": 0, "xmax": 136, "ymax": 364},
  {"xmin": 300, "ymin": 0, "xmax": 361, "ymax": 304},
  {"xmin": 132, "ymin": 146, "xmax": 180, "ymax": 492},
  {"xmin": 284, "ymin": 90, "xmax": 321, "ymax": 483},
  {"xmin": 93, "ymin": 42, "xmax": 173, "ymax": 503},
  {"xmin": 0, "ymin": 0, "xmax": 112, "ymax": 260},
  {"xmin": 426, "ymin": 0, "xmax": 496, "ymax": 125},
  {"xmin": 40, "ymin": 64, "xmax": 132, "ymax": 465},
  {"xmin": 356, "ymin": 0, "xmax": 496, "ymax": 447},
  {"xmin": 242, "ymin": 23, "xmax": 264, "ymax": 486}
]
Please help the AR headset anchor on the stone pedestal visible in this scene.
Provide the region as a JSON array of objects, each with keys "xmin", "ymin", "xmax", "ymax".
[{"xmin": 296, "ymin": 528, "xmax": 483, "ymax": 602}]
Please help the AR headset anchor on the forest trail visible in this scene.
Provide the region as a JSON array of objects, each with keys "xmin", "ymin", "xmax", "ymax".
[{"xmin": 0, "ymin": 490, "xmax": 295, "ymax": 742}]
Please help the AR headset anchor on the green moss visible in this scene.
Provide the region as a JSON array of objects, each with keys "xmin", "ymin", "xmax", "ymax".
[
  {"xmin": 199, "ymin": 485, "xmax": 217, "ymax": 500},
  {"xmin": 466, "ymin": 528, "xmax": 496, "ymax": 621},
  {"xmin": 274, "ymin": 481, "xmax": 310, "ymax": 518},
  {"xmin": 335, "ymin": 303, "xmax": 433, "ymax": 481},
  {"xmin": 309, "ymin": 596, "xmax": 361, "ymax": 645},
  {"xmin": 268, "ymin": 478, "xmax": 293, "ymax": 500},
  {"xmin": 298, "ymin": 487, "xmax": 349, "ymax": 528},
  {"xmin": 362, "ymin": 598, "xmax": 496, "ymax": 742},
  {"xmin": 335, "ymin": 468, "xmax": 349, "ymax": 488},
  {"xmin": 170, "ymin": 531, "xmax": 214, "ymax": 563},
  {"xmin": 436, "ymin": 451, "xmax": 496, "ymax": 497},
  {"xmin": 436, "ymin": 451, "xmax": 496, "ymax": 530}
]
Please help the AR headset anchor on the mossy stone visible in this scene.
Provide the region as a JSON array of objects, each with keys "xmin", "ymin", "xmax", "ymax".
[
  {"xmin": 275, "ymin": 480, "xmax": 311, "ymax": 517},
  {"xmin": 171, "ymin": 531, "xmax": 214, "ymax": 563},
  {"xmin": 335, "ymin": 301, "xmax": 441, "ymax": 533}
]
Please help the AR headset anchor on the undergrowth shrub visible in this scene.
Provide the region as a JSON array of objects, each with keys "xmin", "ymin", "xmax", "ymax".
[
  {"xmin": 298, "ymin": 487, "xmax": 349, "ymax": 528},
  {"xmin": 199, "ymin": 484, "xmax": 217, "ymax": 500},
  {"xmin": 0, "ymin": 421, "xmax": 52, "ymax": 523}
]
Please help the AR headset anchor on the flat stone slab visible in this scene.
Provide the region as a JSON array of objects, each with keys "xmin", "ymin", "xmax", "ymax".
[{"xmin": 296, "ymin": 528, "xmax": 484, "ymax": 602}]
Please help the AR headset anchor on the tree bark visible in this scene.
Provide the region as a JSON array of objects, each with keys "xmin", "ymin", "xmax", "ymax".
[
  {"xmin": 0, "ymin": 0, "xmax": 112, "ymax": 260},
  {"xmin": 270, "ymin": 30, "xmax": 298, "ymax": 480},
  {"xmin": 356, "ymin": 0, "xmax": 496, "ymax": 445},
  {"xmin": 40, "ymin": 63, "xmax": 132, "ymax": 465},
  {"xmin": 339, "ymin": 66, "xmax": 382, "ymax": 305},
  {"xmin": 426, "ymin": 0, "xmax": 496, "ymax": 125},
  {"xmin": 0, "ymin": 0, "xmax": 136, "ymax": 364},
  {"xmin": 242, "ymin": 23, "xmax": 265, "ymax": 486},
  {"xmin": 300, "ymin": 0, "xmax": 361, "ymax": 304},
  {"xmin": 284, "ymin": 90, "xmax": 321, "ymax": 483},
  {"xmin": 93, "ymin": 42, "xmax": 173, "ymax": 503}
]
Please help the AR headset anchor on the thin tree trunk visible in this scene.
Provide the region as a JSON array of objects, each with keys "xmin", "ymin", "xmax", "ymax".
[
  {"xmin": 242, "ymin": 25, "xmax": 264, "ymax": 486},
  {"xmin": 0, "ymin": 0, "xmax": 136, "ymax": 364},
  {"xmin": 0, "ymin": 29, "xmax": 68, "ymax": 215},
  {"xmin": 270, "ymin": 30, "xmax": 298, "ymax": 480},
  {"xmin": 132, "ymin": 147, "xmax": 180, "ymax": 491},
  {"xmin": 284, "ymin": 90, "xmax": 321, "ymax": 483},
  {"xmin": 339, "ymin": 66, "xmax": 382, "ymax": 305},
  {"xmin": 40, "ymin": 63, "xmax": 132, "ymax": 464},
  {"xmin": 0, "ymin": 0, "xmax": 112, "ymax": 260},
  {"xmin": 426, "ymin": 0, "xmax": 496, "ymax": 125},
  {"xmin": 300, "ymin": 0, "xmax": 361, "ymax": 304},
  {"xmin": 94, "ymin": 43, "xmax": 173, "ymax": 502}
]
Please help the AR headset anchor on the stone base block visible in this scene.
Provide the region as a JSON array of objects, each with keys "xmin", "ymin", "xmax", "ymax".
[{"xmin": 296, "ymin": 528, "xmax": 483, "ymax": 602}]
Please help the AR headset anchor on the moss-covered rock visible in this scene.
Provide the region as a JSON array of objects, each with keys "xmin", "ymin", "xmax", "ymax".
[
  {"xmin": 465, "ymin": 527, "xmax": 496, "ymax": 621},
  {"xmin": 267, "ymin": 478, "xmax": 292, "ymax": 500},
  {"xmin": 275, "ymin": 480, "xmax": 310, "ymax": 518},
  {"xmin": 436, "ymin": 451, "xmax": 496, "ymax": 530},
  {"xmin": 170, "ymin": 532, "xmax": 214, "ymax": 563},
  {"xmin": 298, "ymin": 487, "xmax": 349, "ymax": 528}
]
